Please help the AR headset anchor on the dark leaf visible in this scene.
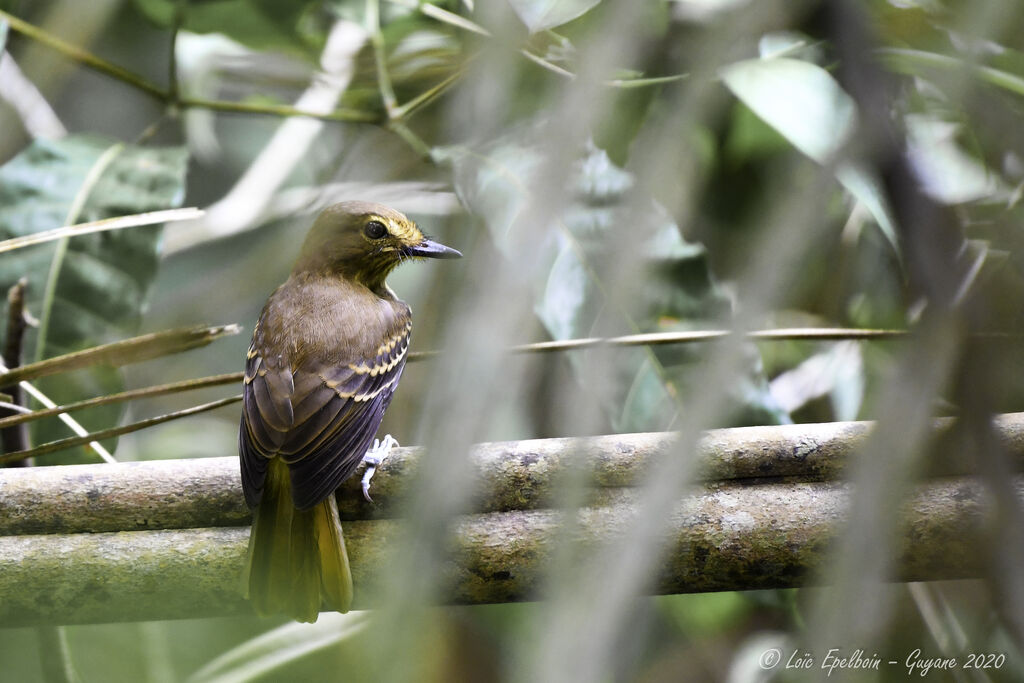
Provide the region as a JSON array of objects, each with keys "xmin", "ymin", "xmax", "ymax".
[
  {"xmin": 0, "ymin": 135, "xmax": 188, "ymax": 462},
  {"xmin": 508, "ymin": 0, "xmax": 602, "ymax": 33}
]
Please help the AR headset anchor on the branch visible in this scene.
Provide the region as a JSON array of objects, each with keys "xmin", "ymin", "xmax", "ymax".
[
  {"xmin": 0, "ymin": 477, "xmax": 1011, "ymax": 626},
  {"xmin": 3, "ymin": 414, "xmax": 1022, "ymax": 534},
  {"xmin": 2, "ymin": 416, "xmax": 1021, "ymax": 624}
]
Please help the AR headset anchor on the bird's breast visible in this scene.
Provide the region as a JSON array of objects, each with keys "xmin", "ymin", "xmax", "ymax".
[{"xmin": 259, "ymin": 275, "xmax": 411, "ymax": 369}]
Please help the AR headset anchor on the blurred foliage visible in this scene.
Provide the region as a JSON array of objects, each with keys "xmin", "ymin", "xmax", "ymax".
[
  {"xmin": 446, "ymin": 136, "xmax": 787, "ymax": 430},
  {"xmin": 1, "ymin": 0, "xmax": 1024, "ymax": 681},
  {"xmin": 0, "ymin": 136, "xmax": 186, "ymax": 462},
  {"xmin": 135, "ymin": 0, "xmax": 329, "ymax": 57}
]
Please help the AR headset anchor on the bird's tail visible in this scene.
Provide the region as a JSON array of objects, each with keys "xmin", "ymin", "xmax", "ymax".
[{"xmin": 243, "ymin": 458, "xmax": 353, "ymax": 622}]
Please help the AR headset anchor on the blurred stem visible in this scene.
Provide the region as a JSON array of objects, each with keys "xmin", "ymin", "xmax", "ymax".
[
  {"xmin": 414, "ymin": 1, "xmax": 489, "ymax": 36},
  {"xmin": 167, "ymin": 0, "xmax": 185, "ymax": 103},
  {"xmin": 879, "ymin": 48, "xmax": 1024, "ymax": 98},
  {"xmin": 519, "ymin": 49, "xmax": 574, "ymax": 79},
  {"xmin": 134, "ymin": 112, "xmax": 173, "ymax": 145},
  {"xmin": 38, "ymin": 626, "xmax": 79, "ymax": 683},
  {"xmin": 175, "ymin": 97, "xmax": 377, "ymax": 123},
  {"xmin": 392, "ymin": 64, "xmax": 466, "ymax": 120},
  {"xmin": 367, "ymin": 0, "xmax": 398, "ymax": 116},
  {"xmin": 387, "ymin": 120, "xmax": 432, "ymax": 158},
  {"xmin": 368, "ymin": 0, "xmax": 447, "ymax": 158}
]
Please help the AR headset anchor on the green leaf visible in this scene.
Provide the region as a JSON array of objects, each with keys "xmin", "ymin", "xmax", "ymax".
[
  {"xmin": 835, "ymin": 164, "xmax": 898, "ymax": 250},
  {"xmin": 133, "ymin": 0, "xmax": 323, "ymax": 57},
  {"xmin": 904, "ymin": 114, "xmax": 1008, "ymax": 204},
  {"xmin": 722, "ymin": 57, "xmax": 899, "ymax": 251},
  {"xmin": 720, "ymin": 57, "xmax": 856, "ymax": 164},
  {"xmin": 508, "ymin": 0, "xmax": 602, "ymax": 33},
  {"xmin": 0, "ymin": 135, "xmax": 188, "ymax": 462},
  {"xmin": 444, "ymin": 137, "xmax": 789, "ymax": 432}
]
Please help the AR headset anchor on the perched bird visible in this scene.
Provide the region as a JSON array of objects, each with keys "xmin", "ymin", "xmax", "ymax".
[{"xmin": 239, "ymin": 201, "xmax": 461, "ymax": 622}]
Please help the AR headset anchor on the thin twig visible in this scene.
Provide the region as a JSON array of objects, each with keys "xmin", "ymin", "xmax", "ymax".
[
  {"xmin": 0, "ymin": 395, "xmax": 241, "ymax": 464},
  {"xmin": 878, "ymin": 48, "xmax": 1024, "ymax": 98},
  {"xmin": 14, "ymin": 379, "xmax": 116, "ymax": 464},
  {"xmin": 175, "ymin": 97, "xmax": 379, "ymax": 123},
  {"xmin": 0, "ymin": 324, "xmax": 241, "ymax": 387},
  {"xmin": 167, "ymin": 0, "xmax": 184, "ymax": 103},
  {"xmin": 405, "ymin": 327, "xmax": 916, "ymax": 361},
  {"xmin": 392, "ymin": 67, "xmax": 466, "ymax": 120},
  {"xmin": 0, "ymin": 372, "xmax": 244, "ymax": 430},
  {"xmin": 0, "ymin": 326, "xmax": 992, "ymax": 453},
  {"xmin": 0, "ymin": 208, "xmax": 204, "ymax": 254},
  {"xmin": 37, "ymin": 626, "xmax": 79, "ymax": 683},
  {"xmin": 386, "ymin": 120, "xmax": 433, "ymax": 158}
]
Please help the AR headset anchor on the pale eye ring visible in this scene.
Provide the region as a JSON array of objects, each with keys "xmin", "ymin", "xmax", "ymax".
[{"xmin": 364, "ymin": 220, "xmax": 388, "ymax": 239}]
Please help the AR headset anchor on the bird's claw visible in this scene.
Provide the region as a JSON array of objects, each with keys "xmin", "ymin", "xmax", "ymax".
[{"xmin": 361, "ymin": 434, "xmax": 398, "ymax": 502}]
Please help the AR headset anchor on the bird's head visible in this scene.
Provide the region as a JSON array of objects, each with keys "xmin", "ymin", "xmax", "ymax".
[{"xmin": 294, "ymin": 201, "xmax": 461, "ymax": 289}]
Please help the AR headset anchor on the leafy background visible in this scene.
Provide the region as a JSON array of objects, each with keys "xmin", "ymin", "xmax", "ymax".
[{"xmin": 1, "ymin": 0, "xmax": 1024, "ymax": 681}]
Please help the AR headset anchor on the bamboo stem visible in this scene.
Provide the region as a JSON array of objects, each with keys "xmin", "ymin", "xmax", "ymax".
[
  {"xmin": 0, "ymin": 477, "xmax": 1013, "ymax": 626},
  {"xmin": 2, "ymin": 414, "xmax": 1021, "ymax": 534}
]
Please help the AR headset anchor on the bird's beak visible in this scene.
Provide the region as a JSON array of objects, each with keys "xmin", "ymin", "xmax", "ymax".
[{"xmin": 404, "ymin": 238, "xmax": 462, "ymax": 259}]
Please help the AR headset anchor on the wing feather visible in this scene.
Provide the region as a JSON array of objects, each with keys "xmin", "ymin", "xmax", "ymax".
[{"xmin": 239, "ymin": 311, "xmax": 410, "ymax": 511}]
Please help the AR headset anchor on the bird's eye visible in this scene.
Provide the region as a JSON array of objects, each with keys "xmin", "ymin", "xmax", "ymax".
[{"xmin": 364, "ymin": 220, "xmax": 388, "ymax": 239}]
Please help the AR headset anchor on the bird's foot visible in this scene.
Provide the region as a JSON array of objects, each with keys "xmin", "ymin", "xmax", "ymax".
[{"xmin": 361, "ymin": 434, "xmax": 399, "ymax": 502}]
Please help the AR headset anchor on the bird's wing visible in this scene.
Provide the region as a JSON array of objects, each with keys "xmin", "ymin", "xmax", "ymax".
[{"xmin": 240, "ymin": 318, "xmax": 411, "ymax": 511}]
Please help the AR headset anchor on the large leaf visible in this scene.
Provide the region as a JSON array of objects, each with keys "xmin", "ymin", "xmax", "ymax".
[
  {"xmin": 508, "ymin": 0, "xmax": 602, "ymax": 33},
  {"xmin": 721, "ymin": 56, "xmax": 898, "ymax": 249},
  {"xmin": 0, "ymin": 135, "xmax": 188, "ymax": 462},
  {"xmin": 721, "ymin": 57, "xmax": 856, "ymax": 163},
  {"xmin": 444, "ymin": 137, "xmax": 788, "ymax": 433}
]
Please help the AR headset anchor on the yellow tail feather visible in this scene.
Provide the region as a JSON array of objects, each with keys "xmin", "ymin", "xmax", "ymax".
[{"xmin": 243, "ymin": 459, "xmax": 353, "ymax": 622}]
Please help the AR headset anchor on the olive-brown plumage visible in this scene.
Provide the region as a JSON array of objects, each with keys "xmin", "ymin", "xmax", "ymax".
[{"xmin": 239, "ymin": 201, "xmax": 460, "ymax": 622}]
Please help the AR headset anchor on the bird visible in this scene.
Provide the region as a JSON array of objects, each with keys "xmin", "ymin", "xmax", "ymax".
[{"xmin": 238, "ymin": 200, "xmax": 461, "ymax": 622}]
